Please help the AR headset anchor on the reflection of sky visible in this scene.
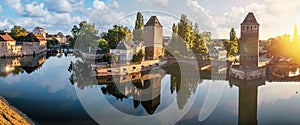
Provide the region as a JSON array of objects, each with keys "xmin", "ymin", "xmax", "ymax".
[
  {"xmin": 0, "ymin": 55, "xmax": 78, "ymax": 100},
  {"xmin": 0, "ymin": 55, "xmax": 97, "ymax": 124},
  {"xmin": 258, "ymin": 82, "xmax": 300, "ymax": 124},
  {"xmin": 177, "ymin": 80, "xmax": 238, "ymax": 125}
]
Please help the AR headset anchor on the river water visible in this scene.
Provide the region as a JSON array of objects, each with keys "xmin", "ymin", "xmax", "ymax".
[{"xmin": 0, "ymin": 53, "xmax": 300, "ymax": 125}]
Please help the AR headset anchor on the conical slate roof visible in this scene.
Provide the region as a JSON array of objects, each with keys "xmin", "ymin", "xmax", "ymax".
[
  {"xmin": 241, "ymin": 12, "xmax": 259, "ymax": 25},
  {"xmin": 144, "ymin": 16, "xmax": 163, "ymax": 27}
]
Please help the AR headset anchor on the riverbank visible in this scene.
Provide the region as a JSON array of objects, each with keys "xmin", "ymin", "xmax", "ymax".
[{"xmin": 0, "ymin": 97, "xmax": 34, "ymax": 125}]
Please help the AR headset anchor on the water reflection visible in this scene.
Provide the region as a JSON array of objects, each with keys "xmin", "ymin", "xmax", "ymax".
[
  {"xmin": 229, "ymin": 78, "xmax": 264, "ymax": 125},
  {"xmin": 100, "ymin": 72, "xmax": 163, "ymax": 115},
  {"xmin": 1, "ymin": 54, "xmax": 300, "ymax": 124},
  {"xmin": 0, "ymin": 53, "xmax": 46, "ymax": 77}
]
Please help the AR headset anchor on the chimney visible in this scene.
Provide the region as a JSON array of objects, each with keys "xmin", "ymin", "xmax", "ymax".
[{"xmin": 4, "ymin": 29, "xmax": 8, "ymax": 33}]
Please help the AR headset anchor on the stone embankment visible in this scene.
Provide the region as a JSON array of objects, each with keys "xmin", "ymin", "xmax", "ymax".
[{"xmin": 0, "ymin": 97, "xmax": 34, "ymax": 125}]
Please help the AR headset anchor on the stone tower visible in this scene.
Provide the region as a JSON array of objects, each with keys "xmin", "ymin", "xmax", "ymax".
[
  {"xmin": 143, "ymin": 16, "xmax": 163, "ymax": 60},
  {"xmin": 240, "ymin": 12, "xmax": 259, "ymax": 69}
]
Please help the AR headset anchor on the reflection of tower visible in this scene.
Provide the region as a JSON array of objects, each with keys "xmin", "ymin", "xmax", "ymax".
[
  {"xmin": 240, "ymin": 12, "xmax": 259, "ymax": 69},
  {"xmin": 229, "ymin": 78, "xmax": 265, "ymax": 125},
  {"xmin": 239, "ymin": 86, "xmax": 257, "ymax": 125},
  {"xmin": 140, "ymin": 76, "xmax": 161, "ymax": 114},
  {"xmin": 143, "ymin": 16, "xmax": 163, "ymax": 60}
]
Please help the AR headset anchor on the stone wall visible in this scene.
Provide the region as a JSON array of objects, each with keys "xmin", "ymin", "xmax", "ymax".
[{"xmin": 230, "ymin": 67, "xmax": 266, "ymax": 80}]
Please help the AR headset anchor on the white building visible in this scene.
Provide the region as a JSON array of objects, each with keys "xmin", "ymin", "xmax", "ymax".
[
  {"xmin": 20, "ymin": 33, "xmax": 47, "ymax": 55},
  {"xmin": 110, "ymin": 42, "xmax": 134, "ymax": 63},
  {"xmin": 0, "ymin": 31, "xmax": 22, "ymax": 57},
  {"xmin": 209, "ymin": 46, "xmax": 227, "ymax": 61},
  {"xmin": 56, "ymin": 32, "xmax": 67, "ymax": 43}
]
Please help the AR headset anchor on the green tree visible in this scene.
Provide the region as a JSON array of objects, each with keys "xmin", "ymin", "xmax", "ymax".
[
  {"xmin": 97, "ymin": 38, "xmax": 109, "ymax": 51},
  {"xmin": 9, "ymin": 26, "xmax": 27, "ymax": 39},
  {"xmin": 132, "ymin": 49, "xmax": 145, "ymax": 62},
  {"xmin": 69, "ymin": 25, "xmax": 80, "ymax": 48},
  {"xmin": 191, "ymin": 24, "xmax": 209, "ymax": 57},
  {"xmin": 133, "ymin": 12, "xmax": 144, "ymax": 41},
  {"xmin": 177, "ymin": 14, "xmax": 192, "ymax": 50},
  {"xmin": 223, "ymin": 28, "xmax": 239, "ymax": 57},
  {"xmin": 70, "ymin": 21, "xmax": 99, "ymax": 50},
  {"xmin": 103, "ymin": 25, "xmax": 132, "ymax": 48},
  {"xmin": 46, "ymin": 38, "xmax": 59, "ymax": 48},
  {"xmin": 103, "ymin": 53, "xmax": 119, "ymax": 64}
]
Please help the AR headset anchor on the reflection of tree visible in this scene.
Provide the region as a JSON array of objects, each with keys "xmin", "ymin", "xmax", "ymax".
[
  {"xmin": 11, "ymin": 67, "xmax": 24, "ymax": 75},
  {"xmin": 101, "ymin": 84, "xmax": 128, "ymax": 101},
  {"xmin": 164, "ymin": 63, "xmax": 201, "ymax": 110},
  {"xmin": 68, "ymin": 60, "xmax": 96, "ymax": 89}
]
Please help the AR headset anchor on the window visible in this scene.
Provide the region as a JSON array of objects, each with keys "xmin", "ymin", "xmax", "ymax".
[{"xmin": 132, "ymin": 75, "xmax": 136, "ymax": 79}]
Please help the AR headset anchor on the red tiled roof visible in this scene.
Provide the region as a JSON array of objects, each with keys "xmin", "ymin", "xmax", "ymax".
[{"xmin": 0, "ymin": 33, "xmax": 16, "ymax": 41}]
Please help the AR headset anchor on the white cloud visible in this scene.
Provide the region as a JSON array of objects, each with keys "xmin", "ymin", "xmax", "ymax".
[
  {"xmin": 45, "ymin": 0, "xmax": 73, "ymax": 13},
  {"xmin": 0, "ymin": 19, "xmax": 11, "ymax": 28},
  {"xmin": 93, "ymin": 0, "xmax": 108, "ymax": 10},
  {"xmin": 4, "ymin": 0, "xmax": 23, "ymax": 13},
  {"xmin": 186, "ymin": 0, "xmax": 298, "ymax": 39},
  {"xmin": 24, "ymin": 2, "xmax": 49, "ymax": 17},
  {"xmin": 137, "ymin": 0, "xmax": 170, "ymax": 7},
  {"xmin": 152, "ymin": 0, "xmax": 170, "ymax": 7},
  {"xmin": 45, "ymin": 0, "xmax": 85, "ymax": 13},
  {"xmin": 89, "ymin": 0, "xmax": 124, "ymax": 31},
  {"xmin": 108, "ymin": 0, "xmax": 120, "ymax": 9}
]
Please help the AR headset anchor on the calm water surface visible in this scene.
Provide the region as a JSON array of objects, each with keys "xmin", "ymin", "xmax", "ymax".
[{"xmin": 0, "ymin": 53, "xmax": 300, "ymax": 125}]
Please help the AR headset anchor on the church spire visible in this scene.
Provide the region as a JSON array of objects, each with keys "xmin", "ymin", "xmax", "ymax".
[{"xmin": 293, "ymin": 23, "xmax": 298, "ymax": 42}]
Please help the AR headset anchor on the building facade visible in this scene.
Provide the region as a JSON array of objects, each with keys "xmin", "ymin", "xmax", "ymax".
[
  {"xmin": 143, "ymin": 16, "xmax": 163, "ymax": 60},
  {"xmin": 0, "ymin": 31, "xmax": 47, "ymax": 57},
  {"xmin": 0, "ymin": 32, "xmax": 22, "ymax": 57},
  {"xmin": 20, "ymin": 33, "xmax": 47, "ymax": 55},
  {"xmin": 110, "ymin": 42, "xmax": 134, "ymax": 63}
]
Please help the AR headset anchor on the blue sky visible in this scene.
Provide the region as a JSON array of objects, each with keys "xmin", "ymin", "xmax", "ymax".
[{"xmin": 1, "ymin": 0, "xmax": 300, "ymax": 39}]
